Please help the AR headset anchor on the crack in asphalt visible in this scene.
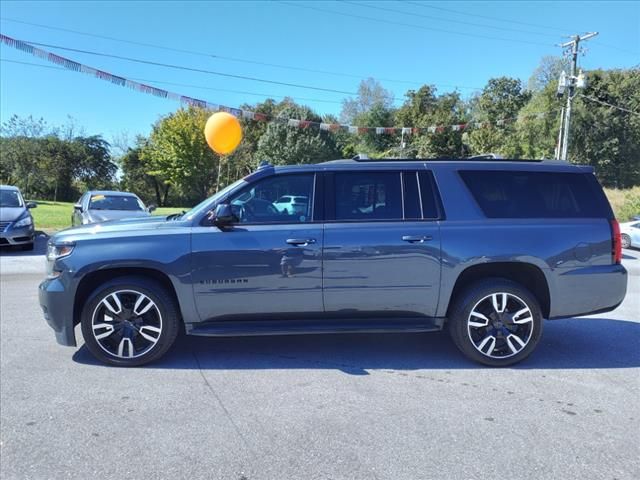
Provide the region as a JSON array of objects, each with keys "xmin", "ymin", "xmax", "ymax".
[{"xmin": 192, "ymin": 351, "xmax": 257, "ymax": 460}]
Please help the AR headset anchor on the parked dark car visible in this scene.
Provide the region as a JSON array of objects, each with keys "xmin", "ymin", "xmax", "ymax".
[
  {"xmin": 39, "ymin": 158, "xmax": 627, "ymax": 367},
  {"xmin": 71, "ymin": 190, "xmax": 155, "ymax": 226},
  {"xmin": 0, "ymin": 185, "xmax": 37, "ymax": 250}
]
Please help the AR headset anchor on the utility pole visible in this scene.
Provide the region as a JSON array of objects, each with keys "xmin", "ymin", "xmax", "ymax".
[{"xmin": 556, "ymin": 32, "xmax": 598, "ymax": 161}]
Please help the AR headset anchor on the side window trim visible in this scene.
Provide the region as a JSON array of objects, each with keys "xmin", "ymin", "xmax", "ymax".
[
  {"xmin": 416, "ymin": 171, "xmax": 425, "ymax": 219},
  {"xmin": 400, "ymin": 172, "xmax": 406, "ymax": 219}
]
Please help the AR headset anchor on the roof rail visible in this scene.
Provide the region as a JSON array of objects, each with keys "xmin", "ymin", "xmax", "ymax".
[
  {"xmin": 352, "ymin": 153, "xmax": 369, "ymax": 161},
  {"xmin": 339, "ymin": 157, "xmax": 547, "ymax": 163}
]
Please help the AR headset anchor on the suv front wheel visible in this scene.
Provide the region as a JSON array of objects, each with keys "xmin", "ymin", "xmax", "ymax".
[
  {"xmin": 448, "ymin": 279, "xmax": 543, "ymax": 367},
  {"xmin": 80, "ymin": 276, "xmax": 180, "ymax": 367}
]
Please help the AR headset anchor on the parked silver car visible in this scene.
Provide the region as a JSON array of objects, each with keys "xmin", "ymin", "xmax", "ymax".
[
  {"xmin": 0, "ymin": 185, "xmax": 36, "ymax": 250},
  {"xmin": 71, "ymin": 191, "xmax": 155, "ymax": 226}
]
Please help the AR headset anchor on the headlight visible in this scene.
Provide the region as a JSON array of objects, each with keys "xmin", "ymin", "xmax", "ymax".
[
  {"xmin": 14, "ymin": 216, "xmax": 33, "ymax": 228},
  {"xmin": 46, "ymin": 242, "xmax": 75, "ymax": 279},
  {"xmin": 46, "ymin": 243, "xmax": 75, "ymax": 261}
]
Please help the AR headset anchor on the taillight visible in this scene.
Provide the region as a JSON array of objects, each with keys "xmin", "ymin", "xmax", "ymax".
[{"xmin": 610, "ymin": 219, "xmax": 622, "ymax": 264}]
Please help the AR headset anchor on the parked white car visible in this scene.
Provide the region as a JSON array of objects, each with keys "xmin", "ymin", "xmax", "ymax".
[
  {"xmin": 620, "ymin": 220, "xmax": 640, "ymax": 249},
  {"xmin": 272, "ymin": 195, "xmax": 308, "ymax": 215}
]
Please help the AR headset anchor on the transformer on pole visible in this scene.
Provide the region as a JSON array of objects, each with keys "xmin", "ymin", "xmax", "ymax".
[{"xmin": 555, "ymin": 32, "xmax": 598, "ymax": 161}]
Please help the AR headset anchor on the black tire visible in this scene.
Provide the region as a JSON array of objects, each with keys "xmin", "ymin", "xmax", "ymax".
[
  {"xmin": 80, "ymin": 276, "xmax": 180, "ymax": 367},
  {"xmin": 621, "ymin": 234, "xmax": 631, "ymax": 249},
  {"xmin": 448, "ymin": 278, "xmax": 543, "ymax": 367},
  {"xmin": 21, "ymin": 243, "xmax": 34, "ymax": 251}
]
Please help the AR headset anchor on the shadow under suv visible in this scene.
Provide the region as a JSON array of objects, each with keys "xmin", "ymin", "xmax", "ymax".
[{"xmin": 39, "ymin": 158, "xmax": 627, "ymax": 367}]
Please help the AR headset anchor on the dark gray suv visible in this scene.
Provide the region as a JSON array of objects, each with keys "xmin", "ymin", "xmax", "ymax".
[{"xmin": 39, "ymin": 158, "xmax": 627, "ymax": 367}]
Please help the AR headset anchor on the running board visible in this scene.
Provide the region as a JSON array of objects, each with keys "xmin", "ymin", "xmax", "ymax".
[{"xmin": 186, "ymin": 317, "xmax": 445, "ymax": 337}]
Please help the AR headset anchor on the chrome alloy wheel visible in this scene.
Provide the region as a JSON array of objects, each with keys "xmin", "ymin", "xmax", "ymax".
[
  {"xmin": 467, "ymin": 292, "xmax": 534, "ymax": 359},
  {"xmin": 91, "ymin": 290, "xmax": 163, "ymax": 359}
]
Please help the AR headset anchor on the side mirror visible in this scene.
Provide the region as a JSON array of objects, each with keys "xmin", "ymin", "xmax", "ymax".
[
  {"xmin": 147, "ymin": 204, "xmax": 157, "ymax": 213},
  {"xmin": 73, "ymin": 203, "xmax": 82, "ymax": 212},
  {"xmin": 26, "ymin": 201, "xmax": 37, "ymax": 209},
  {"xmin": 213, "ymin": 204, "xmax": 236, "ymax": 228}
]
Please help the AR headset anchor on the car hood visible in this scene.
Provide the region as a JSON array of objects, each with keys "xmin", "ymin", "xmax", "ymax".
[
  {"xmin": 0, "ymin": 207, "xmax": 27, "ymax": 222},
  {"xmin": 53, "ymin": 215, "xmax": 192, "ymax": 243},
  {"xmin": 86, "ymin": 209, "xmax": 150, "ymax": 223}
]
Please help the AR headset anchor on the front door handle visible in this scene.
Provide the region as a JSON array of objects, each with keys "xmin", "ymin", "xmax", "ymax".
[
  {"xmin": 286, "ymin": 238, "xmax": 316, "ymax": 246},
  {"xmin": 402, "ymin": 235, "xmax": 433, "ymax": 243}
]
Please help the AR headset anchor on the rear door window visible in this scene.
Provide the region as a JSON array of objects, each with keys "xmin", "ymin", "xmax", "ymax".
[
  {"xmin": 459, "ymin": 170, "xmax": 611, "ymax": 219},
  {"xmin": 334, "ymin": 172, "xmax": 402, "ymax": 221}
]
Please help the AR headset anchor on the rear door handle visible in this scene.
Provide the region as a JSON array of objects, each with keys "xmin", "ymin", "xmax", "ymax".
[
  {"xmin": 286, "ymin": 238, "xmax": 316, "ymax": 246},
  {"xmin": 402, "ymin": 235, "xmax": 433, "ymax": 243}
]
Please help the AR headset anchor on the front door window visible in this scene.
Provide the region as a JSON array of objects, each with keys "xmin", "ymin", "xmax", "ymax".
[{"xmin": 228, "ymin": 174, "xmax": 314, "ymax": 224}]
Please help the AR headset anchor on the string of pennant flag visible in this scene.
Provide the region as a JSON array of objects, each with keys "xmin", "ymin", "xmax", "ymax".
[{"xmin": 1, "ymin": 33, "xmax": 553, "ymax": 134}]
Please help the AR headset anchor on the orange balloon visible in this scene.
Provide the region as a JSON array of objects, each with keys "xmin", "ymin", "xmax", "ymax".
[{"xmin": 204, "ymin": 112, "xmax": 243, "ymax": 155}]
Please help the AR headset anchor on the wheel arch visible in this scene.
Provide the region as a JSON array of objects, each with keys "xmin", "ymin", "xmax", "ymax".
[
  {"xmin": 445, "ymin": 262, "xmax": 551, "ymax": 319},
  {"xmin": 73, "ymin": 267, "xmax": 183, "ymax": 327}
]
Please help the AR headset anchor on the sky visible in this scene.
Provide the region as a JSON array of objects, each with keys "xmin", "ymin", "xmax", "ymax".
[{"xmin": 0, "ymin": 0, "xmax": 638, "ymax": 146}]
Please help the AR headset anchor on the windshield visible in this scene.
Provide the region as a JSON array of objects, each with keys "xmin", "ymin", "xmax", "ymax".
[
  {"xmin": 89, "ymin": 194, "xmax": 145, "ymax": 211},
  {"xmin": 0, "ymin": 190, "xmax": 23, "ymax": 208},
  {"xmin": 183, "ymin": 178, "xmax": 247, "ymax": 220}
]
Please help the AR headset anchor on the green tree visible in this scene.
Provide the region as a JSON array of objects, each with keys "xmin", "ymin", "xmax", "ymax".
[
  {"xmin": 527, "ymin": 56, "xmax": 571, "ymax": 92},
  {"xmin": 467, "ymin": 77, "xmax": 531, "ymax": 156},
  {"xmin": 256, "ymin": 100, "xmax": 341, "ymax": 165},
  {"xmin": 511, "ymin": 82, "xmax": 561, "ymax": 159},
  {"xmin": 119, "ymin": 138, "xmax": 171, "ymax": 206},
  {"xmin": 351, "ymin": 102, "xmax": 398, "ymax": 156},
  {"xmin": 570, "ymin": 68, "xmax": 640, "ymax": 187},
  {"xmin": 396, "ymin": 85, "xmax": 468, "ymax": 157},
  {"xmin": 141, "ymin": 106, "xmax": 219, "ymax": 205},
  {"xmin": 0, "ymin": 115, "xmax": 116, "ymax": 201},
  {"xmin": 340, "ymin": 78, "xmax": 395, "ymax": 124}
]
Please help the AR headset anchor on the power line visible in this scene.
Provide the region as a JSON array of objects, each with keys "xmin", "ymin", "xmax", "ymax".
[
  {"xmin": 406, "ymin": 1, "xmax": 637, "ymax": 56},
  {"xmin": 2, "ymin": 35, "xmax": 560, "ymax": 133},
  {"xmin": 6, "ymin": 37, "xmax": 359, "ymax": 95},
  {"xmin": 0, "ymin": 58, "xmax": 349, "ymax": 105},
  {"xmin": 0, "ymin": 16, "xmax": 475, "ymax": 89},
  {"xmin": 405, "ymin": 1, "xmax": 567, "ymax": 33},
  {"xmin": 279, "ymin": 1, "xmax": 552, "ymax": 47},
  {"xmin": 579, "ymin": 94, "xmax": 640, "ymax": 116},
  {"xmin": 343, "ymin": 1, "xmax": 558, "ymax": 38}
]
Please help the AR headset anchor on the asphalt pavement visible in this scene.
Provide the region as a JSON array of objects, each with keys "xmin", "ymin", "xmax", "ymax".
[{"xmin": 0, "ymin": 241, "xmax": 638, "ymax": 480}]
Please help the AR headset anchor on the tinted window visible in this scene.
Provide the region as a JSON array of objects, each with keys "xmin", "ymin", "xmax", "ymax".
[
  {"xmin": 402, "ymin": 172, "xmax": 421, "ymax": 220},
  {"xmin": 418, "ymin": 172, "xmax": 440, "ymax": 219},
  {"xmin": 334, "ymin": 172, "xmax": 402, "ymax": 221},
  {"xmin": 460, "ymin": 170, "xmax": 611, "ymax": 218},
  {"xmin": 229, "ymin": 174, "xmax": 314, "ymax": 223}
]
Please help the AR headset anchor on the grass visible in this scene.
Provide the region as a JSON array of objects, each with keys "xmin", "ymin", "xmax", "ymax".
[
  {"xmin": 29, "ymin": 200, "xmax": 187, "ymax": 233},
  {"xmin": 604, "ymin": 187, "xmax": 640, "ymax": 222}
]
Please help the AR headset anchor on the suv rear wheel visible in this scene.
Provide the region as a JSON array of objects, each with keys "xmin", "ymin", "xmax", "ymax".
[
  {"xmin": 448, "ymin": 279, "xmax": 543, "ymax": 367},
  {"xmin": 80, "ymin": 276, "xmax": 180, "ymax": 367}
]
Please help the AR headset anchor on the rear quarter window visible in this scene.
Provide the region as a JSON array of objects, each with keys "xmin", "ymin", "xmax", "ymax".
[{"xmin": 459, "ymin": 170, "xmax": 612, "ymax": 219}]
